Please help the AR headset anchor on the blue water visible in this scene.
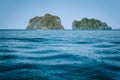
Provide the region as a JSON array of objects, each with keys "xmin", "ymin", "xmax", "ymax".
[{"xmin": 0, "ymin": 30, "xmax": 120, "ymax": 80}]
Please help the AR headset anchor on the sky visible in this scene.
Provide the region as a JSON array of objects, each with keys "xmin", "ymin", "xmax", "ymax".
[{"xmin": 0, "ymin": 0, "xmax": 120, "ymax": 29}]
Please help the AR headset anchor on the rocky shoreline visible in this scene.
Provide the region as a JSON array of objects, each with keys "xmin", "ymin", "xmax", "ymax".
[
  {"xmin": 26, "ymin": 14, "xmax": 64, "ymax": 30},
  {"xmin": 26, "ymin": 14, "xmax": 112, "ymax": 30},
  {"xmin": 72, "ymin": 18, "xmax": 112, "ymax": 30}
]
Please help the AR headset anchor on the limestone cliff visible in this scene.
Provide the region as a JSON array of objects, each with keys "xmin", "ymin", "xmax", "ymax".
[
  {"xmin": 72, "ymin": 18, "xmax": 112, "ymax": 30},
  {"xmin": 26, "ymin": 14, "xmax": 64, "ymax": 29}
]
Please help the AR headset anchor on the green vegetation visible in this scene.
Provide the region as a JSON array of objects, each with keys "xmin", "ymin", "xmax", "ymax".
[
  {"xmin": 72, "ymin": 18, "xmax": 112, "ymax": 30},
  {"xmin": 26, "ymin": 13, "xmax": 64, "ymax": 30}
]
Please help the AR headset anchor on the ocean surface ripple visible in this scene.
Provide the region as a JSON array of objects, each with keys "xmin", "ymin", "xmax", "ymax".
[{"xmin": 0, "ymin": 30, "xmax": 120, "ymax": 80}]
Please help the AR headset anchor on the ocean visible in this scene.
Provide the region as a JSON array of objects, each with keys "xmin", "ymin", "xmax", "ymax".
[{"xmin": 0, "ymin": 30, "xmax": 120, "ymax": 80}]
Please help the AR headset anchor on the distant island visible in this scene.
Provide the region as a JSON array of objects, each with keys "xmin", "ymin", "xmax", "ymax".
[
  {"xmin": 72, "ymin": 18, "xmax": 112, "ymax": 30},
  {"xmin": 26, "ymin": 13, "xmax": 112, "ymax": 30},
  {"xmin": 26, "ymin": 13, "xmax": 64, "ymax": 30}
]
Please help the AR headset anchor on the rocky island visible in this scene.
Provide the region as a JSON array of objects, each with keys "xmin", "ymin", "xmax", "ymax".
[
  {"xmin": 26, "ymin": 13, "xmax": 64, "ymax": 30},
  {"xmin": 72, "ymin": 18, "xmax": 112, "ymax": 30}
]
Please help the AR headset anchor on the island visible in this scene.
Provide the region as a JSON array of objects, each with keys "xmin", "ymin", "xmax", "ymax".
[
  {"xmin": 72, "ymin": 18, "xmax": 112, "ymax": 30},
  {"xmin": 26, "ymin": 13, "xmax": 64, "ymax": 30}
]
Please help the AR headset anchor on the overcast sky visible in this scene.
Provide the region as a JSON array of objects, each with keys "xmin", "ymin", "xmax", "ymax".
[{"xmin": 0, "ymin": 0, "xmax": 120, "ymax": 29}]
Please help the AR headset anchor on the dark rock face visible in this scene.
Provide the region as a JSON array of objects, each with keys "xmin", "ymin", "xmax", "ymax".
[
  {"xmin": 26, "ymin": 13, "xmax": 64, "ymax": 30},
  {"xmin": 72, "ymin": 18, "xmax": 112, "ymax": 30}
]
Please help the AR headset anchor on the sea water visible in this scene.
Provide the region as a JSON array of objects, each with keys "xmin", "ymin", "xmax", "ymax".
[{"xmin": 0, "ymin": 30, "xmax": 120, "ymax": 80}]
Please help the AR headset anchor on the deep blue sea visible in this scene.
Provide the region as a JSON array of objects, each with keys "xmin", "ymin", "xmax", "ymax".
[{"xmin": 0, "ymin": 30, "xmax": 120, "ymax": 80}]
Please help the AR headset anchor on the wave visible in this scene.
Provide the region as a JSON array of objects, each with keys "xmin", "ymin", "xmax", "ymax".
[
  {"xmin": 0, "ymin": 38, "xmax": 49, "ymax": 42},
  {"xmin": 0, "ymin": 30, "xmax": 120, "ymax": 80}
]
